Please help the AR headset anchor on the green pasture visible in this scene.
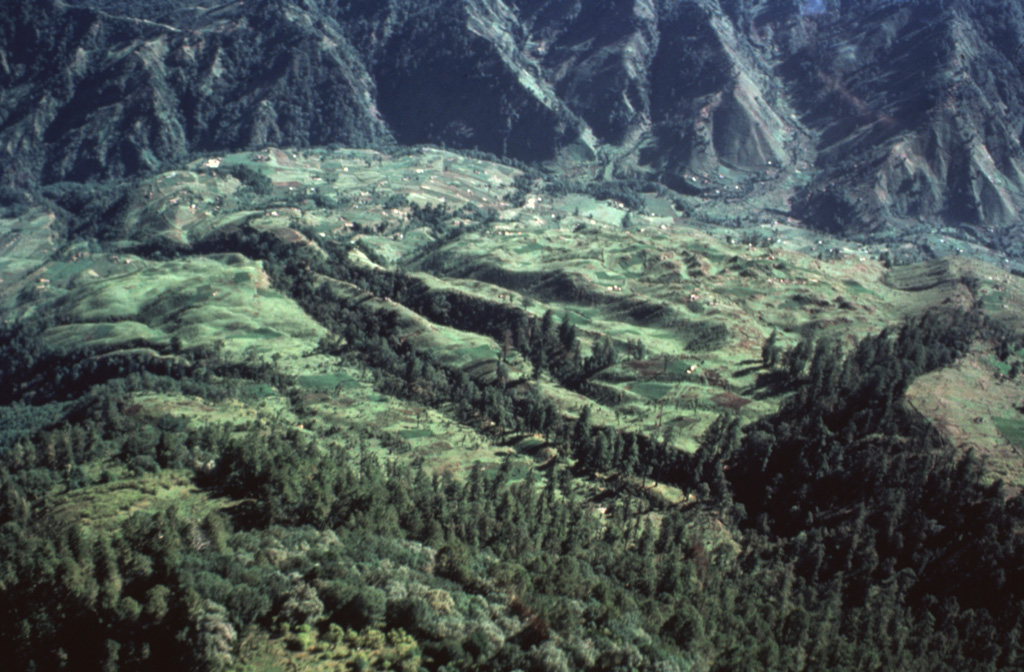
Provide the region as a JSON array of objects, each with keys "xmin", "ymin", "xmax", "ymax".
[
  {"xmin": 43, "ymin": 470, "xmax": 226, "ymax": 535},
  {"xmin": 299, "ymin": 372, "xmax": 360, "ymax": 391},
  {"xmin": 994, "ymin": 416, "xmax": 1024, "ymax": 453},
  {"xmin": 33, "ymin": 256, "xmax": 327, "ymax": 371},
  {"xmin": 631, "ymin": 381, "xmax": 675, "ymax": 401}
]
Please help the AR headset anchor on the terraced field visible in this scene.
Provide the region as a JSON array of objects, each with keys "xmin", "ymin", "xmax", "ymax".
[{"xmin": 4, "ymin": 146, "xmax": 1022, "ymax": 487}]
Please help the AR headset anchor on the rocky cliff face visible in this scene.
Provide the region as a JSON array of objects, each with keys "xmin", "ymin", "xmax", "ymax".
[
  {"xmin": 646, "ymin": 1, "xmax": 793, "ymax": 184},
  {"xmin": 778, "ymin": 1, "xmax": 1024, "ymax": 242},
  {"xmin": 3, "ymin": 0, "xmax": 1024, "ymax": 246},
  {"xmin": 0, "ymin": 0, "xmax": 392, "ymax": 185}
]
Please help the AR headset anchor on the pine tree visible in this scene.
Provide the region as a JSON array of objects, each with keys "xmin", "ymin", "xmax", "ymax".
[
  {"xmin": 95, "ymin": 536, "xmax": 123, "ymax": 612},
  {"xmin": 762, "ymin": 328, "xmax": 780, "ymax": 368},
  {"xmin": 622, "ymin": 435, "xmax": 640, "ymax": 477}
]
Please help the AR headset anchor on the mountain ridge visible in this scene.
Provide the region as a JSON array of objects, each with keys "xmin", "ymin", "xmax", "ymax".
[{"xmin": 3, "ymin": 0, "xmax": 1024, "ymax": 249}]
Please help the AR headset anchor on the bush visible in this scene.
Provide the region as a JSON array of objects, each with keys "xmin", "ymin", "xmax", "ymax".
[{"xmin": 228, "ymin": 164, "xmax": 273, "ymax": 195}]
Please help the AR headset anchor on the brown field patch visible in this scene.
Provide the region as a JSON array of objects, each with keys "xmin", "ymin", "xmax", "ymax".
[{"xmin": 712, "ymin": 392, "xmax": 752, "ymax": 411}]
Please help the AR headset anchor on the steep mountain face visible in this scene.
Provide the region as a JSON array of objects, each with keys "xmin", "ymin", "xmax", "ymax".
[
  {"xmin": 3, "ymin": 0, "xmax": 1024, "ymax": 247},
  {"xmin": 646, "ymin": 0, "xmax": 793, "ymax": 183},
  {"xmin": 0, "ymin": 0, "xmax": 392, "ymax": 185},
  {"xmin": 776, "ymin": 1, "xmax": 1024, "ymax": 241},
  {"xmin": 361, "ymin": 0, "xmax": 586, "ymax": 161},
  {"xmin": 513, "ymin": 0, "xmax": 658, "ymax": 147}
]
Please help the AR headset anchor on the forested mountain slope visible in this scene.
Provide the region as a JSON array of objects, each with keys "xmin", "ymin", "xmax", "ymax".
[
  {"xmin": 1, "ymin": 145, "xmax": 1024, "ymax": 671},
  {"xmin": 3, "ymin": 2, "xmax": 1024, "ymax": 670}
]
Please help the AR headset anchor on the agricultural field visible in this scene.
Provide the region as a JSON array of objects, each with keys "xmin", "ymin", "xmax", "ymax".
[{"xmin": 4, "ymin": 146, "xmax": 1024, "ymax": 484}]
